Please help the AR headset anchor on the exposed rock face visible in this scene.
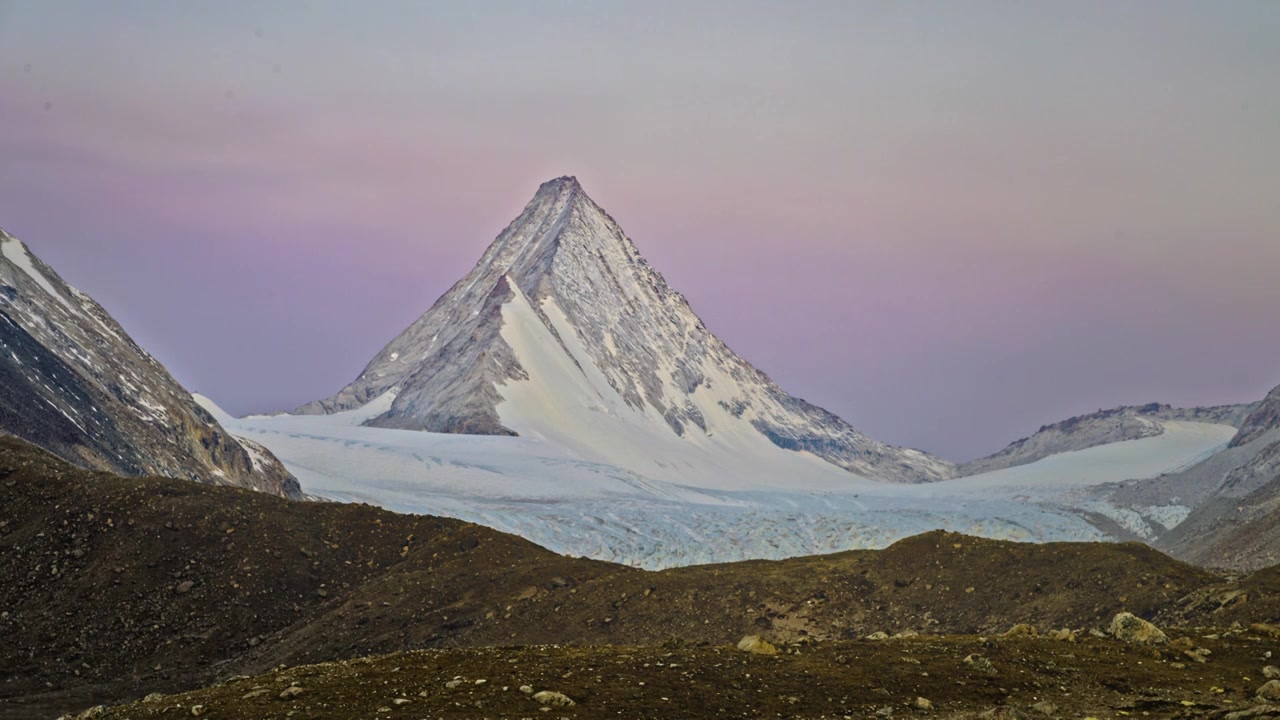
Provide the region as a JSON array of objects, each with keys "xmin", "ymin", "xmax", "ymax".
[
  {"xmin": 0, "ymin": 228, "xmax": 299, "ymax": 497},
  {"xmin": 1152, "ymin": 385, "xmax": 1280, "ymax": 570},
  {"xmin": 1233, "ymin": 385, "xmax": 1280, "ymax": 448},
  {"xmin": 960, "ymin": 402, "xmax": 1253, "ymax": 476},
  {"xmin": 299, "ymin": 177, "xmax": 953, "ymax": 483}
]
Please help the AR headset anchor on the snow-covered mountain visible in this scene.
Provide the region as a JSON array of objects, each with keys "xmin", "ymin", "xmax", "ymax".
[
  {"xmin": 0, "ymin": 228, "xmax": 300, "ymax": 497},
  {"xmin": 299, "ymin": 177, "xmax": 953, "ymax": 484}
]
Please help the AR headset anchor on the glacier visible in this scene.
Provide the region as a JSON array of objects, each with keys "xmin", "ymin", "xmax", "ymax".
[
  {"xmin": 219, "ymin": 177, "xmax": 1239, "ymax": 567},
  {"xmin": 197, "ymin": 394, "xmax": 1233, "ymax": 569}
]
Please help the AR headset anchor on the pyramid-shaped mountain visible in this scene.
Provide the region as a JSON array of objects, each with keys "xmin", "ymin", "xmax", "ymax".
[{"xmin": 298, "ymin": 177, "xmax": 954, "ymax": 483}]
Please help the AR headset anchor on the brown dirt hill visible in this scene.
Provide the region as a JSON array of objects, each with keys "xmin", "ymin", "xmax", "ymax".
[{"xmin": 4, "ymin": 436, "xmax": 1280, "ymax": 718}]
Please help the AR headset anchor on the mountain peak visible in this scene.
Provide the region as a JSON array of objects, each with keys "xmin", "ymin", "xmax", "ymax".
[
  {"xmin": 528, "ymin": 175, "xmax": 587, "ymax": 212},
  {"xmin": 539, "ymin": 175, "xmax": 582, "ymax": 191},
  {"xmin": 299, "ymin": 180, "xmax": 956, "ymax": 484}
]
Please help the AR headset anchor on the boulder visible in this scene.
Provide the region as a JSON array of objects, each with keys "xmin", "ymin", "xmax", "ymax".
[
  {"xmin": 1003, "ymin": 624, "xmax": 1038, "ymax": 638},
  {"xmin": 532, "ymin": 690, "xmax": 575, "ymax": 707},
  {"xmin": 737, "ymin": 635, "xmax": 779, "ymax": 655},
  {"xmin": 1258, "ymin": 680, "xmax": 1280, "ymax": 702},
  {"xmin": 1110, "ymin": 612, "xmax": 1168, "ymax": 645}
]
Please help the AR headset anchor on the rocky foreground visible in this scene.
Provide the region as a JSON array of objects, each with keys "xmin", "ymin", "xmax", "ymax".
[
  {"xmin": 6, "ymin": 436, "xmax": 1280, "ymax": 719},
  {"xmin": 66, "ymin": 623, "xmax": 1280, "ymax": 719}
]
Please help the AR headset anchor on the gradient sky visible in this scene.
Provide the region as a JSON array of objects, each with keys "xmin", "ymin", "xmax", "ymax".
[{"xmin": 1, "ymin": 1, "xmax": 1278, "ymax": 461}]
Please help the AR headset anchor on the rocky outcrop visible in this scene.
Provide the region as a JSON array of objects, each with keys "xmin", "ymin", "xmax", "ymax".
[
  {"xmin": 1233, "ymin": 385, "xmax": 1280, "ymax": 448},
  {"xmin": 0, "ymin": 228, "xmax": 299, "ymax": 497},
  {"xmin": 1152, "ymin": 384, "xmax": 1280, "ymax": 570}
]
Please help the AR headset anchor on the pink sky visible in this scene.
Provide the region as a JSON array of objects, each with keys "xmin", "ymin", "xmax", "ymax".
[{"xmin": 1, "ymin": 1, "xmax": 1277, "ymax": 459}]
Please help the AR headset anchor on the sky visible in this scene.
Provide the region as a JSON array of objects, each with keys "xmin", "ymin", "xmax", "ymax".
[{"xmin": 0, "ymin": 1, "xmax": 1277, "ymax": 461}]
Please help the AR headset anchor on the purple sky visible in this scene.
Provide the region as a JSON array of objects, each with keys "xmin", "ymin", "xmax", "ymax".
[{"xmin": 1, "ymin": 1, "xmax": 1278, "ymax": 461}]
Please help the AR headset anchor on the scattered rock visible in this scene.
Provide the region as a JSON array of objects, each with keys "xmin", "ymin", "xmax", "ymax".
[
  {"xmin": 1109, "ymin": 612, "xmax": 1168, "ymax": 645},
  {"xmin": 737, "ymin": 635, "xmax": 778, "ymax": 655},
  {"xmin": 1031, "ymin": 701, "xmax": 1058, "ymax": 716},
  {"xmin": 445, "ymin": 679, "xmax": 465, "ymax": 688},
  {"xmin": 392, "ymin": 698, "xmax": 410, "ymax": 705},
  {"xmin": 865, "ymin": 631, "xmax": 890, "ymax": 640},
  {"xmin": 278, "ymin": 685, "xmax": 304, "ymax": 700},
  {"xmin": 915, "ymin": 696, "xmax": 933, "ymax": 710},
  {"xmin": 964, "ymin": 654, "xmax": 998, "ymax": 675},
  {"xmin": 893, "ymin": 629, "xmax": 920, "ymax": 639},
  {"xmin": 1225, "ymin": 704, "xmax": 1280, "ymax": 719},
  {"xmin": 1265, "ymin": 666, "xmax": 1280, "ymax": 679},
  {"xmin": 142, "ymin": 693, "xmax": 165, "ymax": 703},
  {"xmin": 1258, "ymin": 680, "xmax": 1280, "ymax": 702},
  {"xmin": 532, "ymin": 690, "xmax": 575, "ymax": 707},
  {"xmin": 1003, "ymin": 623, "xmax": 1038, "ymax": 638},
  {"xmin": 1046, "ymin": 628, "xmax": 1076, "ymax": 642},
  {"xmin": 979, "ymin": 707, "xmax": 1031, "ymax": 719},
  {"xmin": 519, "ymin": 685, "xmax": 534, "ymax": 694},
  {"xmin": 190, "ymin": 705, "xmax": 206, "ymax": 716},
  {"xmin": 175, "ymin": 580, "xmax": 194, "ymax": 595},
  {"xmin": 241, "ymin": 689, "xmax": 270, "ymax": 700}
]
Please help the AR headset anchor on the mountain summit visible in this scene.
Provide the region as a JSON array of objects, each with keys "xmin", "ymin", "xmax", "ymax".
[{"xmin": 298, "ymin": 178, "xmax": 954, "ymax": 483}]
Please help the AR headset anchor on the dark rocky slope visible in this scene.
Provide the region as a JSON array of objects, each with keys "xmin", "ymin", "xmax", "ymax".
[{"xmin": 4, "ymin": 437, "xmax": 1279, "ymax": 718}]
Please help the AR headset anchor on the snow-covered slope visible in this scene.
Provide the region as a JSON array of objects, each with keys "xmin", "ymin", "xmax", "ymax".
[
  {"xmin": 209, "ymin": 390, "xmax": 1236, "ymax": 568},
  {"xmin": 297, "ymin": 177, "xmax": 953, "ymax": 484},
  {"xmin": 959, "ymin": 403, "xmax": 1254, "ymax": 476},
  {"xmin": 953, "ymin": 421, "xmax": 1237, "ymax": 489},
  {"xmin": 0, "ymin": 227, "xmax": 300, "ymax": 497}
]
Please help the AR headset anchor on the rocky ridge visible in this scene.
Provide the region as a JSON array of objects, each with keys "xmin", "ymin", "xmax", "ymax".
[{"xmin": 0, "ymin": 228, "xmax": 298, "ymax": 497}]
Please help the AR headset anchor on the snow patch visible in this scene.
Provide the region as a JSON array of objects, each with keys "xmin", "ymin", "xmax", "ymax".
[
  {"xmin": 0, "ymin": 236, "xmax": 80, "ymax": 315},
  {"xmin": 945, "ymin": 422, "xmax": 1235, "ymax": 489},
  {"xmin": 495, "ymin": 285, "xmax": 862, "ymax": 492}
]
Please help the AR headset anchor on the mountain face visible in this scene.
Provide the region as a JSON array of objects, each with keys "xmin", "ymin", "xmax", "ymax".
[
  {"xmin": 0, "ymin": 228, "xmax": 300, "ymax": 497},
  {"xmin": 1152, "ymin": 383, "xmax": 1280, "ymax": 568},
  {"xmin": 1231, "ymin": 385, "xmax": 1280, "ymax": 448},
  {"xmin": 959, "ymin": 402, "xmax": 1255, "ymax": 476},
  {"xmin": 299, "ymin": 177, "xmax": 953, "ymax": 483}
]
